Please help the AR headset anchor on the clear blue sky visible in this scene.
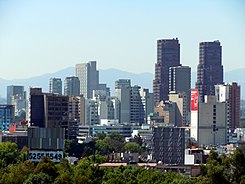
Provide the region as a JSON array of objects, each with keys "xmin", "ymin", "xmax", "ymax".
[{"xmin": 0, "ymin": 0, "xmax": 244, "ymax": 79}]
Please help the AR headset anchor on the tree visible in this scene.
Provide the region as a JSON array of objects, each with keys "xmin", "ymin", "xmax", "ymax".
[
  {"xmin": 34, "ymin": 157, "xmax": 58, "ymax": 182},
  {"xmin": 124, "ymin": 142, "xmax": 141, "ymax": 153},
  {"xmin": 0, "ymin": 142, "xmax": 20, "ymax": 168},
  {"xmin": 231, "ymin": 148, "xmax": 245, "ymax": 183},
  {"xmin": 108, "ymin": 132, "xmax": 125, "ymax": 143},
  {"xmin": 96, "ymin": 132, "xmax": 106, "ymax": 140},
  {"xmin": 96, "ymin": 139, "xmax": 115, "ymax": 155},
  {"xmin": 24, "ymin": 173, "xmax": 52, "ymax": 184},
  {"xmin": 131, "ymin": 134, "xmax": 143, "ymax": 146},
  {"xmin": 0, "ymin": 160, "xmax": 35, "ymax": 184}
]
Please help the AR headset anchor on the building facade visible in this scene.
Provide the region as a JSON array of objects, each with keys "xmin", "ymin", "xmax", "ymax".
[
  {"xmin": 198, "ymin": 96, "xmax": 226, "ymax": 145},
  {"xmin": 196, "ymin": 41, "xmax": 223, "ymax": 102},
  {"xmin": 215, "ymin": 82, "xmax": 241, "ymax": 139},
  {"xmin": 64, "ymin": 76, "xmax": 80, "ymax": 96},
  {"xmin": 169, "ymin": 92, "xmax": 188, "ymax": 126},
  {"xmin": 152, "ymin": 127, "xmax": 185, "ymax": 165},
  {"xmin": 139, "ymin": 88, "xmax": 154, "ymax": 124},
  {"xmin": 169, "ymin": 65, "xmax": 191, "ymax": 114},
  {"xmin": 7, "ymin": 85, "xmax": 25, "ymax": 104},
  {"xmin": 29, "ymin": 88, "xmax": 69, "ymax": 128},
  {"xmin": 0, "ymin": 105, "xmax": 14, "ymax": 131},
  {"xmin": 115, "ymin": 79, "xmax": 131, "ymax": 124},
  {"xmin": 153, "ymin": 38, "xmax": 180, "ymax": 104},
  {"xmin": 75, "ymin": 61, "xmax": 99, "ymax": 99},
  {"xmin": 49, "ymin": 78, "xmax": 62, "ymax": 95}
]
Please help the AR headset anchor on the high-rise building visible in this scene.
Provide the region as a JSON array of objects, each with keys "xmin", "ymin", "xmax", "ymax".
[
  {"xmin": 169, "ymin": 92, "xmax": 188, "ymax": 126},
  {"xmin": 49, "ymin": 78, "xmax": 62, "ymax": 95},
  {"xmin": 75, "ymin": 61, "xmax": 99, "ymax": 99},
  {"xmin": 154, "ymin": 100, "xmax": 176, "ymax": 126},
  {"xmin": 115, "ymin": 79, "xmax": 151, "ymax": 125},
  {"xmin": 130, "ymin": 85, "xmax": 145, "ymax": 125},
  {"xmin": 198, "ymin": 96, "xmax": 226, "ymax": 145},
  {"xmin": 153, "ymin": 38, "xmax": 180, "ymax": 104},
  {"xmin": 7, "ymin": 85, "xmax": 25, "ymax": 104},
  {"xmin": 29, "ymin": 88, "xmax": 68, "ymax": 128},
  {"xmin": 169, "ymin": 65, "xmax": 191, "ymax": 114},
  {"xmin": 196, "ymin": 41, "xmax": 223, "ymax": 102},
  {"xmin": 0, "ymin": 104, "xmax": 14, "ymax": 131},
  {"xmin": 215, "ymin": 82, "xmax": 241, "ymax": 133},
  {"xmin": 139, "ymin": 88, "xmax": 154, "ymax": 124},
  {"xmin": 115, "ymin": 79, "xmax": 131, "ymax": 124},
  {"xmin": 64, "ymin": 76, "xmax": 80, "ymax": 96}
]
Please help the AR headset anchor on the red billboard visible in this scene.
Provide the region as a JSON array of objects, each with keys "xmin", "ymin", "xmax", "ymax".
[{"xmin": 191, "ymin": 89, "xmax": 198, "ymax": 111}]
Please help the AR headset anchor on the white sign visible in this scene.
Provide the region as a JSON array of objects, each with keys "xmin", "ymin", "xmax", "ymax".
[{"xmin": 28, "ymin": 150, "xmax": 64, "ymax": 162}]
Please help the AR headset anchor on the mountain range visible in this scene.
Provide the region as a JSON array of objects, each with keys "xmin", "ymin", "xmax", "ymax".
[{"xmin": 0, "ymin": 67, "xmax": 244, "ymax": 103}]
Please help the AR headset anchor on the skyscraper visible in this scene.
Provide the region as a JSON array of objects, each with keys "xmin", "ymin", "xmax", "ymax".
[
  {"xmin": 215, "ymin": 82, "xmax": 241, "ymax": 132},
  {"xmin": 196, "ymin": 40, "xmax": 223, "ymax": 102},
  {"xmin": 0, "ymin": 105, "xmax": 14, "ymax": 131},
  {"xmin": 153, "ymin": 38, "xmax": 180, "ymax": 104},
  {"xmin": 7, "ymin": 85, "xmax": 25, "ymax": 105},
  {"xmin": 76, "ymin": 61, "xmax": 99, "ymax": 99},
  {"xmin": 64, "ymin": 76, "xmax": 80, "ymax": 96},
  {"xmin": 49, "ymin": 78, "xmax": 62, "ymax": 95},
  {"xmin": 169, "ymin": 65, "xmax": 191, "ymax": 115},
  {"xmin": 115, "ymin": 79, "xmax": 131, "ymax": 124},
  {"xmin": 29, "ymin": 88, "xmax": 68, "ymax": 128}
]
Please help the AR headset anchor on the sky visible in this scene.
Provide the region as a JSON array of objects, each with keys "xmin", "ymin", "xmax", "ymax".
[{"xmin": 0, "ymin": 0, "xmax": 244, "ymax": 79}]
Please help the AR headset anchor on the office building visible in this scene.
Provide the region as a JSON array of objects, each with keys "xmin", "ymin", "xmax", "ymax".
[
  {"xmin": 139, "ymin": 88, "xmax": 154, "ymax": 124},
  {"xmin": 115, "ymin": 79, "xmax": 150, "ymax": 125},
  {"xmin": 196, "ymin": 41, "xmax": 223, "ymax": 102},
  {"xmin": 153, "ymin": 38, "xmax": 180, "ymax": 104},
  {"xmin": 198, "ymin": 96, "xmax": 226, "ymax": 145},
  {"xmin": 152, "ymin": 127, "xmax": 185, "ymax": 165},
  {"xmin": 215, "ymin": 82, "xmax": 241, "ymax": 140},
  {"xmin": 29, "ymin": 88, "xmax": 68, "ymax": 128},
  {"xmin": 169, "ymin": 92, "xmax": 188, "ymax": 126},
  {"xmin": 169, "ymin": 65, "xmax": 191, "ymax": 113},
  {"xmin": 0, "ymin": 105, "xmax": 14, "ymax": 131},
  {"xmin": 154, "ymin": 101, "xmax": 176, "ymax": 126},
  {"xmin": 115, "ymin": 79, "xmax": 131, "ymax": 124},
  {"xmin": 7, "ymin": 85, "xmax": 25, "ymax": 104},
  {"xmin": 49, "ymin": 78, "xmax": 62, "ymax": 95},
  {"xmin": 76, "ymin": 61, "xmax": 99, "ymax": 99},
  {"xmin": 64, "ymin": 76, "xmax": 80, "ymax": 96},
  {"xmin": 130, "ymin": 85, "xmax": 145, "ymax": 125},
  {"xmin": 6, "ymin": 85, "xmax": 26, "ymax": 116}
]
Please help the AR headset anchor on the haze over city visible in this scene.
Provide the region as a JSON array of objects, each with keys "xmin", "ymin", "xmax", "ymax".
[{"xmin": 0, "ymin": 0, "xmax": 245, "ymax": 80}]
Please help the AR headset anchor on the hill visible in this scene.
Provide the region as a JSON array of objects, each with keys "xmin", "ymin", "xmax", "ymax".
[{"xmin": 0, "ymin": 67, "xmax": 244, "ymax": 100}]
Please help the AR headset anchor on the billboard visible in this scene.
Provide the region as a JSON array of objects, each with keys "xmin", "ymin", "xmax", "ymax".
[
  {"xmin": 191, "ymin": 89, "xmax": 198, "ymax": 111},
  {"xmin": 28, "ymin": 150, "xmax": 64, "ymax": 162}
]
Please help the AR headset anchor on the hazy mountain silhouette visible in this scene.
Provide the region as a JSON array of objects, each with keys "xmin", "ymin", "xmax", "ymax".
[{"xmin": 0, "ymin": 67, "xmax": 244, "ymax": 100}]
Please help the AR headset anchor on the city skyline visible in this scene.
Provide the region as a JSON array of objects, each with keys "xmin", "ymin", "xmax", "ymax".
[{"xmin": 0, "ymin": 0, "xmax": 245, "ymax": 79}]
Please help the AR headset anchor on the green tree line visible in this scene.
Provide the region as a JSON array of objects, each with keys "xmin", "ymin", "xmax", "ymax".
[{"xmin": 1, "ymin": 138, "xmax": 245, "ymax": 183}]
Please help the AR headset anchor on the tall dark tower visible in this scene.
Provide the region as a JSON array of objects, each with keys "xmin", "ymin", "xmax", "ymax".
[
  {"xmin": 196, "ymin": 40, "xmax": 223, "ymax": 102},
  {"xmin": 153, "ymin": 38, "xmax": 180, "ymax": 104}
]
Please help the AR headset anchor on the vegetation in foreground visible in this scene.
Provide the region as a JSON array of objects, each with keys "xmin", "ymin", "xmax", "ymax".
[{"xmin": 0, "ymin": 140, "xmax": 245, "ymax": 183}]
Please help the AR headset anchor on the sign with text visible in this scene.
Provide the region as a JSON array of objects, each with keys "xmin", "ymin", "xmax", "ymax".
[
  {"xmin": 28, "ymin": 150, "xmax": 64, "ymax": 162},
  {"xmin": 191, "ymin": 89, "xmax": 198, "ymax": 111}
]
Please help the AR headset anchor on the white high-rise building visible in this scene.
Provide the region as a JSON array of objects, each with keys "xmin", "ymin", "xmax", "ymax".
[
  {"xmin": 75, "ymin": 61, "xmax": 99, "ymax": 99},
  {"xmin": 215, "ymin": 82, "xmax": 241, "ymax": 142},
  {"xmin": 198, "ymin": 96, "xmax": 226, "ymax": 145},
  {"xmin": 115, "ymin": 79, "xmax": 131, "ymax": 124},
  {"xmin": 139, "ymin": 88, "xmax": 154, "ymax": 124}
]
